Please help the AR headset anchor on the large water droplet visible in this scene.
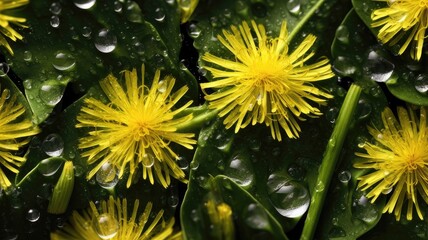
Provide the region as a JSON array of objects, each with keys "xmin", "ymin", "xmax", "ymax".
[
  {"xmin": 286, "ymin": 0, "xmax": 301, "ymax": 15},
  {"xmin": 74, "ymin": 0, "xmax": 96, "ymax": 9},
  {"xmin": 332, "ymin": 56, "xmax": 356, "ymax": 76},
  {"xmin": 52, "ymin": 51, "xmax": 76, "ymax": 71},
  {"xmin": 415, "ymin": 74, "xmax": 428, "ymax": 94},
  {"xmin": 267, "ymin": 175, "xmax": 310, "ymax": 218},
  {"xmin": 93, "ymin": 213, "xmax": 119, "ymax": 239},
  {"xmin": 94, "ymin": 29, "xmax": 117, "ymax": 53},
  {"xmin": 154, "ymin": 8, "xmax": 166, "ymax": 22},
  {"xmin": 26, "ymin": 209, "xmax": 40, "ymax": 222},
  {"xmin": 42, "ymin": 134, "xmax": 64, "ymax": 157},
  {"xmin": 50, "ymin": 16, "xmax": 60, "ymax": 28},
  {"xmin": 187, "ymin": 23, "xmax": 201, "ymax": 38},
  {"xmin": 335, "ymin": 25, "xmax": 349, "ymax": 44},
  {"xmin": 363, "ymin": 51, "xmax": 394, "ymax": 82},
  {"xmin": 142, "ymin": 153, "xmax": 155, "ymax": 168},
  {"xmin": 352, "ymin": 193, "xmax": 380, "ymax": 223},
  {"xmin": 243, "ymin": 203, "xmax": 270, "ymax": 230},
  {"xmin": 39, "ymin": 82, "xmax": 64, "ymax": 106},
  {"xmin": 338, "ymin": 170, "xmax": 351, "ymax": 183},
  {"xmin": 38, "ymin": 158, "xmax": 63, "ymax": 176},
  {"xmin": 96, "ymin": 162, "xmax": 119, "ymax": 189},
  {"xmin": 224, "ymin": 153, "xmax": 254, "ymax": 188},
  {"xmin": 50, "ymin": 2, "xmax": 62, "ymax": 15}
]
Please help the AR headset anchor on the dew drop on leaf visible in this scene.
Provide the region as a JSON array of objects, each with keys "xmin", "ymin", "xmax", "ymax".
[
  {"xmin": 39, "ymin": 83, "xmax": 64, "ymax": 106},
  {"xmin": 338, "ymin": 170, "xmax": 351, "ymax": 183},
  {"xmin": 154, "ymin": 8, "xmax": 166, "ymax": 22},
  {"xmin": 415, "ymin": 74, "xmax": 428, "ymax": 94},
  {"xmin": 94, "ymin": 29, "xmax": 117, "ymax": 53},
  {"xmin": 328, "ymin": 226, "xmax": 346, "ymax": 238},
  {"xmin": 73, "ymin": 0, "xmax": 96, "ymax": 9},
  {"xmin": 286, "ymin": 0, "xmax": 301, "ymax": 15},
  {"xmin": 52, "ymin": 51, "xmax": 76, "ymax": 71},
  {"xmin": 0, "ymin": 62, "xmax": 10, "ymax": 76},
  {"xmin": 42, "ymin": 133, "xmax": 64, "ymax": 157},
  {"xmin": 38, "ymin": 158, "xmax": 63, "ymax": 176},
  {"xmin": 225, "ymin": 153, "xmax": 254, "ymax": 188},
  {"xmin": 352, "ymin": 193, "xmax": 380, "ymax": 223},
  {"xmin": 50, "ymin": 16, "xmax": 60, "ymax": 28},
  {"xmin": 335, "ymin": 25, "xmax": 349, "ymax": 44},
  {"xmin": 49, "ymin": 2, "xmax": 62, "ymax": 15},
  {"xmin": 363, "ymin": 50, "xmax": 395, "ymax": 83},
  {"xmin": 243, "ymin": 203, "xmax": 270, "ymax": 230},
  {"xmin": 26, "ymin": 209, "xmax": 40, "ymax": 222}
]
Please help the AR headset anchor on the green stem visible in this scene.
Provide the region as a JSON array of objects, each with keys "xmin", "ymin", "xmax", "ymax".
[
  {"xmin": 300, "ymin": 84, "xmax": 362, "ymax": 240},
  {"xmin": 175, "ymin": 104, "xmax": 219, "ymax": 132},
  {"xmin": 288, "ymin": 0, "xmax": 326, "ymax": 42}
]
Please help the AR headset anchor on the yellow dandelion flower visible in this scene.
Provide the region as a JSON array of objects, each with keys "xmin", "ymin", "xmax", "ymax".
[
  {"xmin": 76, "ymin": 65, "xmax": 196, "ymax": 188},
  {"xmin": 371, "ymin": 0, "xmax": 428, "ymax": 61},
  {"xmin": 0, "ymin": 86, "xmax": 39, "ymax": 189},
  {"xmin": 0, "ymin": 0, "xmax": 29, "ymax": 55},
  {"xmin": 355, "ymin": 106, "xmax": 428, "ymax": 221},
  {"xmin": 201, "ymin": 20, "xmax": 334, "ymax": 141},
  {"xmin": 50, "ymin": 196, "xmax": 179, "ymax": 240}
]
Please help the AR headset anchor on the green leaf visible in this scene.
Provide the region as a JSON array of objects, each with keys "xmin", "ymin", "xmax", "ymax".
[
  {"xmin": 7, "ymin": 0, "xmax": 198, "ymax": 124},
  {"xmin": 332, "ymin": 8, "xmax": 428, "ymax": 105}
]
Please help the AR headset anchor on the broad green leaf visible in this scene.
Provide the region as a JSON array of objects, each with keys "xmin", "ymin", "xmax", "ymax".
[
  {"xmin": 6, "ymin": 0, "xmax": 198, "ymax": 124},
  {"xmin": 332, "ymin": 8, "xmax": 428, "ymax": 105}
]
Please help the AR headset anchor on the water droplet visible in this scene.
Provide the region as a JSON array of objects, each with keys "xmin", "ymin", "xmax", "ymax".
[
  {"xmin": 167, "ymin": 195, "xmax": 179, "ymax": 207},
  {"xmin": 74, "ymin": 164, "xmax": 84, "ymax": 177},
  {"xmin": 52, "ymin": 51, "xmax": 76, "ymax": 71},
  {"xmin": 23, "ymin": 51, "xmax": 32, "ymax": 61},
  {"xmin": 363, "ymin": 50, "xmax": 394, "ymax": 82},
  {"xmin": 251, "ymin": 2, "xmax": 267, "ymax": 18},
  {"xmin": 382, "ymin": 187, "xmax": 392, "ymax": 195},
  {"xmin": 154, "ymin": 8, "xmax": 165, "ymax": 22},
  {"xmin": 243, "ymin": 203, "xmax": 270, "ymax": 230},
  {"xmin": 50, "ymin": 15, "xmax": 60, "ymax": 28},
  {"xmin": 42, "ymin": 134, "xmax": 64, "ymax": 157},
  {"xmin": 315, "ymin": 181, "xmax": 325, "ymax": 192},
  {"xmin": 0, "ymin": 62, "xmax": 9, "ymax": 76},
  {"xmin": 225, "ymin": 153, "xmax": 254, "ymax": 188},
  {"xmin": 96, "ymin": 162, "xmax": 119, "ymax": 189},
  {"xmin": 38, "ymin": 157, "xmax": 63, "ymax": 176},
  {"xmin": 74, "ymin": 0, "xmax": 96, "ymax": 9},
  {"xmin": 157, "ymin": 80, "xmax": 167, "ymax": 93},
  {"xmin": 187, "ymin": 23, "xmax": 201, "ymax": 38},
  {"xmin": 286, "ymin": 0, "xmax": 301, "ymax": 15},
  {"xmin": 23, "ymin": 79, "xmax": 32, "ymax": 89},
  {"xmin": 93, "ymin": 213, "xmax": 119, "ymax": 239},
  {"xmin": 26, "ymin": 209, "xmax": 40, "ymax": 222},
  {"xmin": 328, "ymin": 226, "xmax": 346, "ymax": 238},
  {"xmin": 332, "ymin": 56, "xmax": 356, "ymax": 76},
  {"xmin": 335, "ymin": 25, "xmax": 349, "ymax": 44},
  {"xmin": 356, "ymin": 99, "xmax": 372, "ymax": 120},
  {"xmin": 94, "ymin": 29, "xmax": 117, "ymax": 53},
  {"xmin": 267, "ymin": 175, "xmax": 310, "ymax": 218},
  {"xmin": 352, "ymin": 193, "xmax": 380, "ymax": 223},
  {"xmin": 165, "ymin": 0, "xmax": 175, "ymax": 5},
  {"xmin": 415, "ymin": 74, "xmax": 428, "ymax": 93},
  {"xmin": 191, "ymin": 209, "xmax": 200, "ymax": 222},
  {"xmin": 325, "ymin": 107, "xmax": 338, "ymax": 123},
  {"xmin": 39, "ymin": 83, "xmax": 64, "ymax": 106},
  {"xmin": 142, "ymin": 153, "xmax": 155, "ymax": 168},
  {"xmin": 50, "ymin": 2, "xmax": 62, "ymax": 15},
  {"xmin": 113, "ymin": 1, "xmax": 122, "ymax": 12},
  {"xmin": 338, "ymin": 171, "xmax": 351, "ymax": 183},
  {"xmin": 190, "ymin": 160, "xmax": 199, "ymax": 170},
  {"xmin": 287, "ymin": 164, "xmax": 305, "ymax": 180},
  {"xmin": 125, "ymin": 1, "xmax": 143, "ymax": 23},
  {"xmin": 328, "ymin": 138, "xmax": 336, "ymax": 147},
  {"xmin": 82, "ymin": 26, "xmax": 92, "ymax": 38}
]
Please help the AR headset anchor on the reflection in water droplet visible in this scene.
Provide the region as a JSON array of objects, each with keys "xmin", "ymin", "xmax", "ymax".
[
  {"xmin": 38, "ymin": 157, "xmax": 63, "ymax": 176},
  {"xmin": 352, "ymin": 193, "xmax": 380, "ymax": 223},
  {"xmin": 286, "ymin": 0, "xmax": 301, "ymax": 15},
  {"xmin": 154, "ymin": 8, "xmax": 165, "ymax": 22},
  {"xmin": 53, "ymin": 51, "xmax": 76, "ymax": 71},
  {"xmin": 26, "ymin": 209, "xmax": 41, "ymax": 222},
  {"xmin": 335, "ymin": 25, "xmax": 349, "ymax": 44},
  {"xmin": 225, "ymin": 153, "xmax": 254, "ymax": 188},
  {"xmin": 363, "ymin": 51, "xmax": 394, "ymax": 82},
  {"xmin": 93, "ymin": 213, "xmax": 119, "ymax": 239},
  {"xmin": 415, "ymin": 74, "xmax": 428, "ymax": 93},
  {"xmin": 267, "ymin": 174, "xmax": 310, "ymax": 218},
  {"xmin": 50, "ymin": 2, "xmax": 62, "ymax": 15},
  {"xmin": 96, "ymin": 162, "xmax": 119, "ymax": 189},
  {"xmin": 73, "ymin": 0, "xmax": 96, "ymax": 9},
  {"xmin": 0, "ymin": 62, "xmax": 9, "ymax": 76},
  {"xmin": 243, "ymin": 203, "xmax": 270, "ymax": 230},
  {"xmin": 42, "ymin": 133, "xmax": 64, "ymax": 157},
  {"xmin": 338, "ymin": 171, "xmax": 351, "ymax": 183},
  {"xmin": 50, "ymin": 16, "xmax": 60, "ymax": 28},
  {"xmin": 94, "ymin": 29, "xmax": 117, "ymax": 53},
  {"xmin": 39, "ymin": 83, "xmax": 64, "ymax": 106}
]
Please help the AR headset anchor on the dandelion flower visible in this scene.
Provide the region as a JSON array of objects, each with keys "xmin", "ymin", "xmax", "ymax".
[
  {"xmin": 355, "ymin": 106, "xmax": 428, "ymax": 221},
  {"xmin": 0, "ymin": 0, "xmax": 29, "ymax": 55},
  {"xmin": 371, "ymin": 0, "xmax": 428, "ymax": 61},
  {"xmin": 50, "ymin": 196, "xmax": 180, "ymax": 240},
  {"xmin": 76, "ymin": 65, "xmax": 196, "ymax": 188},
  {"xmin": 0, "ymin": 86, "xmax": 39, "ymax": 189},
  {"xmin": 201, "ymin": 20, "xmax": 334, "ymax": 141}
]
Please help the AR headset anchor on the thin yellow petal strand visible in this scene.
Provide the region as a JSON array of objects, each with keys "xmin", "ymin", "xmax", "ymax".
[
  {"xmin": 0, "ymin": 86, "xmax": 39, "ymax": 189},
  {"xmin": 50, "ymin": 196, "xmax": 178, "ymax": 240},
  {"xmin": 355, "ymin": 106, "xmax": 428, "ymax": 221},
  {"xmin": 371, "ymin": 0, "xmax": 428, "ymax": 61},
  {"xmin": 76, "ymin": 65, "xmax": 196, "ymax": 188},
  {"xmin": 0, "ymin": 0, "xmax": 29, "ymax": 54},
  {"xmin": 201, "ymin": 20, "xmax": 334, "ymax": 141}
]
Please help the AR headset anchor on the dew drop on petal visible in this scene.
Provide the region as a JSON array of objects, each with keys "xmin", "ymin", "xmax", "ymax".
[
  {"xmin": 142, "ymin": 153, "xmax": 155, "ymax": 168},
  {"xmin": 73, "ymin": 0, "xmax": 96, "ymax": 9},
  {"xmin": 94, "ymin": 29, "xmax": 117, "ymax": 53},
  {"xmin": 93, "ymin": 213, "xmax": 119, "ymax": 239},
  {"xmin": 96, "ymin": 162, "xmax": 119, "ymax": 189},
  {"xmin": 42, "ymin": 133, "xmax": 64, "ymax": 157}
]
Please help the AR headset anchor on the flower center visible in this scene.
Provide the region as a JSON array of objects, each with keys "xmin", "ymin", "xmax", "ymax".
[{"xmin": 134, "ymin": 122, "xmax": 151, "ymax": 139}]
